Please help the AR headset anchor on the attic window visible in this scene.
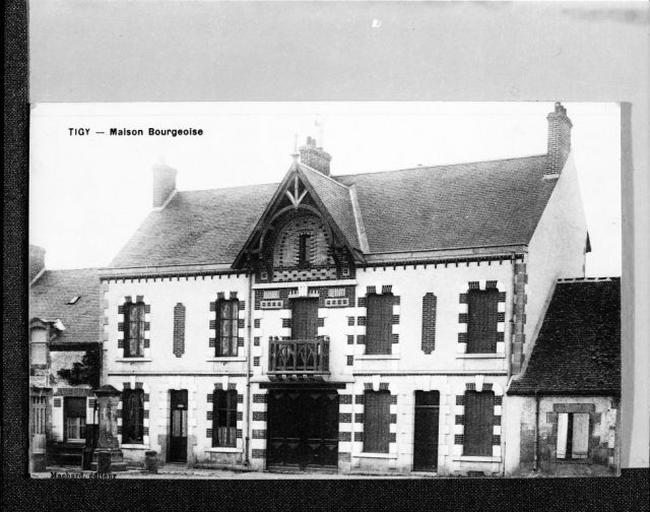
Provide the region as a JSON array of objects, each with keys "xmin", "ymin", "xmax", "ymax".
[{"xmin": 68, "ymin": 296, "xmax": 81, "ymax": 305}]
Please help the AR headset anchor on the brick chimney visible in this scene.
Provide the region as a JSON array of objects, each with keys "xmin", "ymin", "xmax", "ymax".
[
  {"xmin": 153, "ymin": 163, "xmax": 177, "ymax": 208},
  {"xmin": 299, "ymin": 137, "xmax": 332, "ymax": 176},
  {"xmin": 29, "ymin": 245, "xmax": 46, "ymax": 283},
  {"xmin": 546, "ymin": 102, "xmax": 573, "ymax": 175}
]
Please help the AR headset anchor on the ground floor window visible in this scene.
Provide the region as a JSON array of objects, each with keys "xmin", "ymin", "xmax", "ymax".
[
  {"xmin": 213, "ymin": 389, "xmax": 237, "ymax": 447},
  {"xmin": 63, "ymin": 397, "xmax": 87, "ymax": 441},
  {"xmin": 463, "ymin": 390, "xmax": 494, "ymax": 456},
  {"xmin": 363, "ymin": 390, "xmax": 391, "ymax": 453},
  {"xmin": 122, "ymin": 389, "xmax": 144, "ymax": 444},
  {"xmin": 556, "ymin": 412, "xmax": 589, "ymax": 459}
]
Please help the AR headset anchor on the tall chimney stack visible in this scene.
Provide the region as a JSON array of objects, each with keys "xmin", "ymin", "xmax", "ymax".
[
  {"xmin": 29, "ymin": 245, "xmax": 46, "ymax": 283},
  {"xmin": 299, "ymin": 137, "xmax": 332, "ymax": 176},
  {"xmin": 152, "ymin": 163, "xmax": 177, "ymax": 208},
  {"xmin": 546, "ymin": 102, "xmax": 572, "ymax": 175}
]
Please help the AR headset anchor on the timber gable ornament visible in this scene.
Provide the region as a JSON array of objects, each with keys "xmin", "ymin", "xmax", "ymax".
[{"xmin": 232, "ymin": 160, "xmax": 361, "ymax": 283}]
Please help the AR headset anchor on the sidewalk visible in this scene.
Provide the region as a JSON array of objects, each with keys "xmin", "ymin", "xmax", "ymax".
[{"xmin": 33, "ymin": 464, "xmax": 432, "ymax": 479}]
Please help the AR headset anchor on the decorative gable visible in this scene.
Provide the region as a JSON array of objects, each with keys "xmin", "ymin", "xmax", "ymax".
[{"xmin": 233, "ymin": 160, "xmax": 363, "ymax": 282}]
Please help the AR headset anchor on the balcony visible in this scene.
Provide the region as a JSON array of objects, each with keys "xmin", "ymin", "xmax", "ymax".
[{"xmin": 268, "ymin": 336, "xmax": 330, "ymax": 375}]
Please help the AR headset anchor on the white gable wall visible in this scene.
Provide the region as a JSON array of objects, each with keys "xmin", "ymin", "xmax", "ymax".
[{"xmin": 524, "ymin": 153, "xmax": 588, "ymax": 368}]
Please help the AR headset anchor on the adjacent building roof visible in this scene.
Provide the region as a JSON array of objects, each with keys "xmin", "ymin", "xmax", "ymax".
[
  {"xmin": 110, "ymin": 153, "xmax": 556, "ymax": 268},
  {"xmin": 508, "ymin": 278, "xmax": 621, "ymax": 396},
  {"xmin": 29, "ymin": 268, "xmax": 102, "ymax": 345}
]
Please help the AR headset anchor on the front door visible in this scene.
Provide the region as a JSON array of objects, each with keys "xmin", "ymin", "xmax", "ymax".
[
  {"xmin": 291, "ymin": 298, "xmax": 319, "ymax": 339},
  {"xmin": 413, "ymin": 391, "xmax": 439, "ymax": 471},
  {"xmin": 267, "ymin": 388, "xmax": 339, "ymax": 470},
  {"xmin": 169, "ymin": 390, "xmax": 188, "ymax": 462}
]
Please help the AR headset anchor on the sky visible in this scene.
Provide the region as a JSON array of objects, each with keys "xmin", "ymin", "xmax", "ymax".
[{"xmin": 29, "ymin": 101, "xmax": 621, "ymax": 276}]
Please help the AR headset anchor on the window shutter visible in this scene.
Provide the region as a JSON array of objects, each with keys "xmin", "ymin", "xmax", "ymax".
[
  {"xmin": 463, "ymin": 391, "xmax": 494, "ymax": 456},
  {"xmin": 291, "ymin": 298, "xmax": 319, "ymax": 339},
  {"xmin": 467, "ymin": 289, "xmax": 499, "ymax": 353},
  {"xmin": 366, "ymin": 294, "xmax": 393, "ymax": 354},
  {"xmin": 363, "ymin": 391, "xmax": 390, "ymax": 453},
  {"xmin": 571, "ymin": 413, "xmax": 589, "ymax": 459},
  {"xmin": 556, "ymin": 412, "xmax": 568, "ymax": 459}
]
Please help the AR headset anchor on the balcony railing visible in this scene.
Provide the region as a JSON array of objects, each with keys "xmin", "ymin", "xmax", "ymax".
[{"xmin": 268, "ymin": 336, "xmax": 330, "ymax": 374}]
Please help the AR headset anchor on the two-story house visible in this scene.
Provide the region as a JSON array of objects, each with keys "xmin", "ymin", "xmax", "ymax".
[{"xmin": 98, "ymin": 103, "xmax": 589, "ymax": 476}]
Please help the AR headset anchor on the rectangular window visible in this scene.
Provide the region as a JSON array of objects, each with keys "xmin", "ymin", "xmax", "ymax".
[
  {"xmin": 363, "ymin": 390, "xmax": 391, "ymax": 453},
  {"xmin": 463, "ymin": 391, "xmax": 494, "ymax": 456},
  {"xmin": 216, "ymin": 299, "xmax": 239, "ymax": 356},
  {"xmin": 124, "ymin": 301, "xmax": 145, "ymax": 357},
  {"xmin": 64, "ymin": 397, "xmax": 87, "ymax": 441},
  {"xmin": 122, "ymin": 389, "xmax": 144, "ymax": 444},
  {"xmin": 366, "ymin": 294, "xmax": 393, "ymax": 355},
  {"xmin": 212, "ymin": 390, "xmax": 237, "ymax": 447},
  {"xmin": 467, "ymin": 288, "xmax": 499, "ymax": 353},
  {"xmin": 556, "ymin": 412, "xmax": 590, "ymax": 460}
]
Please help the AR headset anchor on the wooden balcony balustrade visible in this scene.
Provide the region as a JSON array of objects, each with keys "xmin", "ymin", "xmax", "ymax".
[{"xmin": 268, "ymin": 336, "xmax": 330, "ymax": 374}]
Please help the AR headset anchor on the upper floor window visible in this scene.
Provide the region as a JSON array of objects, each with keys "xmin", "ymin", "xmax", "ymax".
[
  {"xmin": 216, "ymin": 299, "xmax": 239, "ymax": 357},
  {"xmin": 125, "ymin": 301, "xmax": 146, "ymax": 357},
  {"xmin": 467, "ymin": 288, "xmax": 499, "ymax": 353},
  {"xmin": 366, "ymin": 294, "xmax": 393, "ymax": 355},
  {"xmin": 122, "ymin": 388, "xmax": 144, "ymax": 444}
]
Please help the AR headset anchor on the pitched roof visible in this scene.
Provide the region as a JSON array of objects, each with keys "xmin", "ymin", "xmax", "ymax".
[
  {"xmin": 508, "ymin": 278, "xmax": 621, "ymax": 396},
  {"xmin": 111, "ymin": 183, "xmax": 278, "ymax": 267},
  {"xmin": 110, "ymin": 154, "xmax": 556, "ymax": 268},
  {"xmin": 299, "ymin": 164, "xmax": 360, "ymax": 250},
  {"xmin": 29, "ymin": 268, "xmax": 102, "ymax": 345},
  {"xmin": 337, "ymin": 154, "xmax": 554, "ymax": 254}
]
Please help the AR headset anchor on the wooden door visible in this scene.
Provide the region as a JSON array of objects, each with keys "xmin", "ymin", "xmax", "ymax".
[
  {"xmin": 291, "ymin": 298, "xmax": 319, "ymax": 339},
  {"xmin": 169, "ymin": 390, "xmax": 188, "ymax": 462},
  {"xmin": 413, "ymin": 391, "xmax": 439, "ymax": 471},
  {"xmin": 267, "ymin": 388, "xmax": 339, "ymax": 469}
]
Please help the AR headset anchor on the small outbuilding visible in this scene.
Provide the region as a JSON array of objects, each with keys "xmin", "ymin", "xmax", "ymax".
[{"xmin": 505, "ymin": 277, "xmax": 620, "ymax": 476}]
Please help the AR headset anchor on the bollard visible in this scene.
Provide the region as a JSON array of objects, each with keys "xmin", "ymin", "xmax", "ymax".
[
  {"xmin": 144, "ymin": 450, "xmax": 158, "ymax": 473},
  {"xmin": 97, "ymin": 450, "xmax": 112, "ymax": 474}
]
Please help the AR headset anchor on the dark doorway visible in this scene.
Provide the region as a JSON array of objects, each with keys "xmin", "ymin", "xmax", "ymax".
[
  {"xmin": 291, "ymin": 298, "xmax": 319, "ymax": 339},
  {"xmin": 169, "ymin": 390, "xmax": 188, "ymax": 462},
  {"xmin": 267, "ymin": 388, "xmax": 339, "ymax": 470},
  {"xmin": 413, "ymin": 391, "xmax": 439, "ymax": 471}
]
